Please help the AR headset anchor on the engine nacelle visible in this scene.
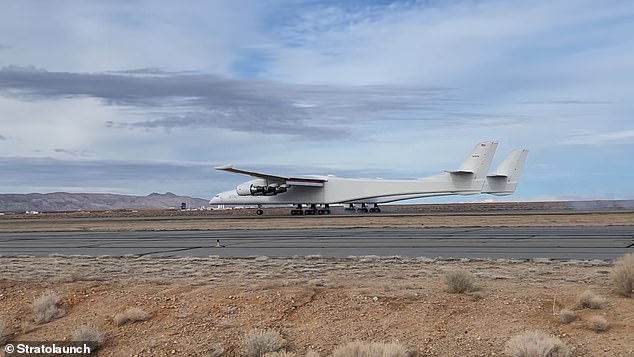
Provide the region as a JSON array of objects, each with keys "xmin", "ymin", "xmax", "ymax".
[{"xmin": 236, "ymin": 179, "xmax": 288, "ymax": 196}]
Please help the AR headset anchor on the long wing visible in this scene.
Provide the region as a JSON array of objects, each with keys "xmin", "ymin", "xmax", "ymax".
[{"xmin": 215, "ymin": 165, "xmax": 326, "ymax": 187}]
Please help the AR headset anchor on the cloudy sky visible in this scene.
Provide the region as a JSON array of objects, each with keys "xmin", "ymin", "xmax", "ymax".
[{"xmin": 1, "ymin": 0, "xmax": 633, "ymax": 202}]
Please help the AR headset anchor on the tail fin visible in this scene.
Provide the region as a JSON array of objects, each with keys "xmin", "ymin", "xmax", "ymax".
[
  {"xmin": 446, "ymin": 141, "xmax": 498, "ymax": 180},
  {"xmin": 482, "ymin": 149, "xmax": 528, "ymax": 196}
]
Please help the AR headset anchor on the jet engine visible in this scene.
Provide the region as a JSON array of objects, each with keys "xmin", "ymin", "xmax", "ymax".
[{"xmin": 236, "ymin": 179, "xmax": 288, "ymax": 196}]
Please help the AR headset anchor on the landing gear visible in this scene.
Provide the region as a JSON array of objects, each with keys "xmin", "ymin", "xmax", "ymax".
[
  {"xmin": 344, "ymin": 203, "xmax": 356, "ymax": 212},
  {"xmin": 291, "ymin": 204, "xmax": 304, "ymax": 215},
  {"xmin": 304, "ymin": 204, "xmax": 318, "ymax": 215},
  {"xmin": 256, "ymin": 209, "xmax": 263, "ymax": 215},
  {"xmin": 369, "ymin": 203, "xmax": 381, "ymax": 213},
  {"xmin": 291, "ymin": 204, "xmax": 330, "ymax": 216},
  {"xmin": 357, "ymin": 203, "xmax": 369, "ymax": 213},
  {"xmin": 318, "ymin": 204, "xmax": 331, "ymax": 215}
]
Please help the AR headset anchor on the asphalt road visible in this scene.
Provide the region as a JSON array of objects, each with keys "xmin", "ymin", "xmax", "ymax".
[{"xmin": 1, "ymin": 226, "xmax": 632, "ymax": 260}]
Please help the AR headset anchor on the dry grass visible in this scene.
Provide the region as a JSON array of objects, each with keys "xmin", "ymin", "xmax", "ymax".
[
  {"xmin": 305, "ymin": 350, "xmax": 320, "ymax": 357},
  {"xmin": 588, "ymin": 315, "xmax": 610, "ymax": 332},
  {"xmin": 72, "ymin": 325, "xmax": 105, "ymax": 349},
  {"xmin": 203, "ymin": 343, "xmax": 225, "ymax": 357},
  {"xmin": 504, "ymin": 330, "xmax": 570, "ymax": 357},
  {"xmin": 559, "ymin": 309, "xmax": 576, "ymax": 324},
  {"xmin": 611, "ymin": 253, "xmax": 634, "ymax": 297},
  {"xmin": 444, "ymin": 269, "xmax": 478, "ymax": 293},
  {"xmin": 331, "ymin": 341, "xmax": 411, "ymax": 357},
  {"xmin": 243, "ymin": 329, "xmax": 286, "ymax": 357},
  {"xmin": 576, "ymin": 290, "xmax": 606, "ymax": 309},
  {"xmin": 264, "ymin": 351, "xmax": 296, "ymax": 357},
  {"xmin": 0, "ymin": 320, "xmax": 9, "ymax": 344},
  {"xmin": 21, "ymin": 321, "xmax": 36, "ymax": 333},
  {"xmin": 114, "ymin": 307, "xmax": 151, "ymax": 326},
  {"xmin": 32, "ymin": 290, "xmax": 65, "ymax": 324}
]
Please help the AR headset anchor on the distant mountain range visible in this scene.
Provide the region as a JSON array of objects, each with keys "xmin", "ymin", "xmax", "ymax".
[{"xmin": 0, "ymin": 192, "xmax": 210, "ymax": 212}]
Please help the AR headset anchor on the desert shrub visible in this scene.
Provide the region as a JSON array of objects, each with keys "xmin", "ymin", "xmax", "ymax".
[
  {"xmin": 243, "ymin": 329, "xmax": 286, "ymax": 357},
  {"xmin": 559, "ymin": 309, "xmax": 576, "ymax": 324},
  {"xmin": 612, "ymin": 253, "xmax": 634, "ymax": 297},
  {"xmin": 204, "ymin": 343, "xmax": 225, "ymax": 357},
  {"xmin": 72, "ymin": 325, "xmax": 105, "ymax": 350},
  {"xmin": 264, "ymin": 351, "xmax": 296, "ymax": 357},
  {"xmin": 0, "ymin": 320, "xmax": 9, "ymax": 344},
  {"xmin": 576, "ymin": 290, "xmax": 606, "ymax": 309},
  {"xmin": 588, "ymin": 315, "xmax": 610, "ymax": 332},
  {"xmin": 114, "ymin": 307, "xmax": 151, "ymax": 326},
  {"xmin": 331, "ymin": 341, "xmax": 410, "ymax": 357},
  {"xmin": 504, "ymin": 330, "xmax": 570, "ymax": 357},
  {"xmin": 33, "ymin": 290, "xmax": 65, "ymax": 324},
  {"xmin": 444, "ymin": 269, "xmax": 478, "ymax": 293},
  {"xmin": 21, "ymin": 321, "xmax": 36, "ymax": 333}
]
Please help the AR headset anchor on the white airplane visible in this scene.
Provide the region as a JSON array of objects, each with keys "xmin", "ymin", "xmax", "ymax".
[{"xmin": 209, "ymin": 141, "xmax": 528, "ymax": 215}]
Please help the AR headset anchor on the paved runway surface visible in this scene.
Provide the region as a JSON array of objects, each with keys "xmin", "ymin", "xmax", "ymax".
[{"xmin": 1, "ymin": 226, "xmax": 632, "ymax": 259}]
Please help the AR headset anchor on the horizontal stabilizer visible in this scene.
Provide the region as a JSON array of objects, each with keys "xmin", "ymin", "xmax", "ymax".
[
  {"xmin": 483, "ymin": 149, "xmax": 528, "ymax": 196},
  {"xmin": 445, "ymin": 169, "xmax": 474, "ymax": 174}
]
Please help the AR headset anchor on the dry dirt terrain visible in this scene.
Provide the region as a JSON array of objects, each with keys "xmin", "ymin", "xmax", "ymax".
[
  {"xmin": 1, "ymin": 256, "xmax": 633, "ymax": 356},
  {"xmin": 1, "ymin": 211, "xmax": 633, "ymax": 232}
]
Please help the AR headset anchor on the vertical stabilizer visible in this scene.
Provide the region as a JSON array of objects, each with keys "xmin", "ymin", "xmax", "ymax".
[
  {"xmin": 482, "ymin": 149, "xmax": 528, "ymax": 195},
  {"xmin": 445, "ymin": 141, "xmax": 498, "ymax": 193},
  {"xmin": 447, "ymin": 141, "xmax": 498, "ymax": 179}
]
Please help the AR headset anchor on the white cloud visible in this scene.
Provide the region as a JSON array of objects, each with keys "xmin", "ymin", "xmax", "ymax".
[{"xmin": 564, "ymin": 130, "xmax": 634, "ymax": 145}]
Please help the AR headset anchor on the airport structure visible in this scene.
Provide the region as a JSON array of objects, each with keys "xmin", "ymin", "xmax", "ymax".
[{"xmin": 210, "ymin": 141, "xmax": 528, "ymax": 215}]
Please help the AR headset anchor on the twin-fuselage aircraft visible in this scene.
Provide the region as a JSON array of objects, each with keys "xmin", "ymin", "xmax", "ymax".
[{"xmin": 209, "ymin": 141, "xmax": 528, "ymax": 215}]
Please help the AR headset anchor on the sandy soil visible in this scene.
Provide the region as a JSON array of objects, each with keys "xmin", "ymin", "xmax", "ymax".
[
  {"xmin": 1, "ymin": 256, "xmax": 633, "ymax": 356},
  {"xmin": 0, "ymin": 211, "xmax": 633, "ymax": 232}
]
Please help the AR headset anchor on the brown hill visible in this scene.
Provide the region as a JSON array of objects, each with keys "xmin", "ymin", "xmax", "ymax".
[{"xmin": 0, "ymin": 192, "xmax": 209, "ymax": 212}]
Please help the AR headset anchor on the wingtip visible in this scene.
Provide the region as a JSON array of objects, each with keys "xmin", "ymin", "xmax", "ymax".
[{"xmin": 215, "ymin": 164, "xmax": 233, "ymax": 170}]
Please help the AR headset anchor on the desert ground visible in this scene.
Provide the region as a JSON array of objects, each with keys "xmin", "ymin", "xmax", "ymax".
[
  {"xmin": 1, "ymin": 256, "xmax": 634, "ymax": 356},
  {"xmin": 0, "ymin": 210, "xmax": 633, "ymax": 233}
]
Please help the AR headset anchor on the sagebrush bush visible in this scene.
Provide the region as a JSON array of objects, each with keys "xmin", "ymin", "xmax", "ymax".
[
  {"xmin": 203, "ymin": 343, "xmax": 225, "ymax": 357},
  {"xmin": 444, "ymin": 269, "xmax": 478, "ymax": 293},
  {"xmin": 33, "ymin": 290, "xmax": 65, "ymax": 324},
  {"xmin": 504, "ymin": 330, "xmax": 570, "ymax": 357},
  {"xmin": 588, "ymin": 315, "xmax": 610, "ymax": 332},
  {"xmin": 559, "ymin": 309, "xmax": 576, "ymax": 324},
  {"xmin": 612, "ymin": 253, "xmax": 634, "ymax": 297},
  {"xmin": 243, "ymin": 329, "xmax": 286, "ymax": 357},
  {"xmin": 331, "ymin": 341, "xmax": 411, "ymax": 357},
  {"xmin": 0, "ymin": 320, "xmax": 9, "ymax": 344},
  {"xmin": 263, "ymin": 351, "xmax": 296, "ymax": 357},
  {"xmin": 72, "ymin": 325, "xmax": 105, "ymax": 350},
  {"xmin": 114, "ymin": 307, "xmax": 151, "ymax": 326},
  {"xmin": 576, "ymin": 290, "xmax": 606, "ymax": 309}
]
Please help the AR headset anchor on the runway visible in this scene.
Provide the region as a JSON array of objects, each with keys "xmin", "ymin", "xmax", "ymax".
[{"xmin": 0, "ymin": 226, "xmax": 632, "ymax": 260}]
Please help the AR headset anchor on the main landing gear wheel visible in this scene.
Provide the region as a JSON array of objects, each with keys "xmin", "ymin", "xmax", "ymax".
[
  {"xmin": 369, "ymin": 204, "xmax": 381, "ymax": 213},
  {"xmin": 291, "ymin": 204, "xmax": 305, "ymax": 216},
  {"xmin": 357, "ymin": 203, "xmax": 369, "ymax": 213},
  {"xmin": 256, "ymin": 209, "xmax": 263, "ymax": 215}
]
